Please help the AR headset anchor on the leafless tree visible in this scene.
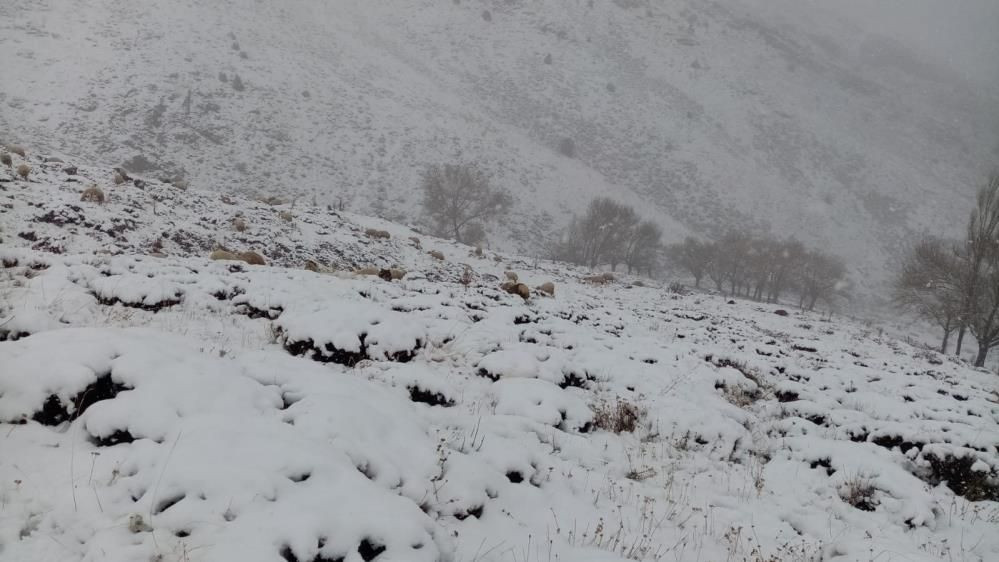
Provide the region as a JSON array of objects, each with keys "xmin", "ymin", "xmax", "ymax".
[
  {"xmin": 894, "ymin": 237, "xmax": 963, "ymax": 353},
  {"xmin": 420, "ymin": 163, "xmax": 511, "ymax": 244},
  {"xmin": 964, "ymin": 173, "xmax": 999, "ymax": 366},
  {"xmin": 623, "ymin": 220, "xmax": 662, "ymax": 275},
  {"xmin": 795, "ymin": 250, "xmax": 846, "ymax": 311},
  {"xmin": 666, "ymin": 237, "xmax": 711, "ymax": 288}
]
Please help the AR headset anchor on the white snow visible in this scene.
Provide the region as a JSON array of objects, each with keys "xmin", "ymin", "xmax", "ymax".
[{"xmin": 2, "ymin": 171, "xmax": 999, "ymax": 561}]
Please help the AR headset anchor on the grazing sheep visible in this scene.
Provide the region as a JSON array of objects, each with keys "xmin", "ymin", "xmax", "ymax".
[
  {"xmin": 80, "ymin": 185, "xmax": 105, "ymax": 204},
  {"xmin": 504, "ymin": 271, "xmax": 518, "ymax": 282},
  {"xmin": 16, "ymin": 164, "xmax": 30, "ymax": 180},
  {"xmin": 239, "ymin": 251, "xmax": 266, "ymax": 266},
  {"xmin": 210, "ymin": 250, "xmax": 241, "ymax": 261},
  {"xmin": 0, "ymin": 153, "xmax": 11, "ymax": 167},
  {"xmin": 583, "ymin": 272, "xmax": 615, "ymax": 284},
  {"xmin": 353, "ymin": 266, "xmax": 381, "ymax": 276},
  {"xmin": 6, "ymin": 145, "xmax": 25, "ymax": 157},
  {"xmin": 500, "ymin": 281, "xmax": 531, "ymax": 300},
  {"xmin": 537, "ymin": 282, "xmax": 555, "ymax": 296},
  {"xmin": 365, "ymin": 228, "xmax": 391, "ymax": 239},
  {"xmin": 429, "ymin": 250, "xmax": 445, "ymax": 261},
  {"xmin": 390, "ymin": 268, "xmax": 407, "ymax": 280},
  {"xmin": 304, "ymin": 260, "xmax": 320, "ymax": 272},
  {"xmin": 210, "ymin": 249, "xmax": 266, "ymax": 266}
]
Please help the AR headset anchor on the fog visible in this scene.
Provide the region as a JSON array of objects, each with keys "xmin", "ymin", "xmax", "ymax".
[
  {"xmin": 2, "ymin": 0, "xmax": 999, "ymax": 306},
  {"xmin": 824, "ymin": 0, "xmax": 999, "ymax": 88}
]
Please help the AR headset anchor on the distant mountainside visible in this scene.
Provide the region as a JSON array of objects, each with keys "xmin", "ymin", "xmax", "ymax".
[{"xmin": 2, "ymin": 0, "xmax": 997, "ymax": 297}]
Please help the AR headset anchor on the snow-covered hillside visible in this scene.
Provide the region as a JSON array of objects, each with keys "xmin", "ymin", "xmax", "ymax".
[
  {"xmin": 2, "ymin": 0, "xmax": 997, "ymax": 294},
  {"xmin": 2, "ymin": 157, "xmax": 999, "ymax": 561}
]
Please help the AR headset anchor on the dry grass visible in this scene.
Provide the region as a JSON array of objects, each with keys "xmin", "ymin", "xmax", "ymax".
[
  {"xmin": 840, "ymin": 476, "xmax": 878, "ymax": 511},
  {"xmin": 232, "ymin": 217, "xmax": 247, "ymax": 232},
  {"xmin": 0, "ymin": 153, "xmax": 11, "ymax": 167},
  {"xmin": 592, "ymin": 398, "xmax": 642, "ymax": 433},
  {"xmin": 16, "ymin": 164, "xmax": 30, "ymax": 180}
]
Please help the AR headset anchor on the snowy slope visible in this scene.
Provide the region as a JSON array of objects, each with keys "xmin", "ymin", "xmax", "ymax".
[
  {"xmin": 2, "ymin": 158, "xmax": 999, "ymax": 561},
  {"xmin": 1, "ymin": 0, "xmax": 997, "ymax": 294}
]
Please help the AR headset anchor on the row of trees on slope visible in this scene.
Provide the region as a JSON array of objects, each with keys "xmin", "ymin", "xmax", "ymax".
[
  {"xmin": 666, "ymin": 233, "xmax": 847, "ymax": 310},
  {"xmin": 417, "ymin": 162, "xmax": 847, "ymax": 310},
  {"xmin": 895, "ymin": 173, "xmax": 999, "ymax": 367}
]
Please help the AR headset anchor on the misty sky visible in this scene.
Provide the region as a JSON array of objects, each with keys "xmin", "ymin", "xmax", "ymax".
[{"xmin": 823, "ymin": 0, "xmax": 999, "ymax": 87}]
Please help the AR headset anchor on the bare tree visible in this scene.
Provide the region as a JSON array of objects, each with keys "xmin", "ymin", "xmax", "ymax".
[
  {"xmin": 666, "ymin": 237, "xmax": 711, "ymax": 288},
  {"xmin": 623, "ymin": 220, "xmax": 662, "ymax": 275},
  {"xmin": 795, "ymin": 250, "xmax": 846, "ymax": 311},
  {"xmin": 894, "ymin": 237, "xmax": 963, "ymax": 353},
  {"xmin": 420, "ymin": 163, "xmax": 511, "ymax": 244},
  {"xmin": 964, "ymin": 173, "xmax": 999, "ymax": 366}
]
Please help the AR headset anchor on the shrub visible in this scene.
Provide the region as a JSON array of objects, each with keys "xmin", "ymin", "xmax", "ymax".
[
  {"xmin": 16, "ymin": 164, "xmax": 30, "ymax": 180},
  {"xmin": 232, "ymin": 217, "xmax": 247, "ymax": 232},
  {"xmin": 113, "ymin": 172, "xmax": 125, "ymax": 185},
  {"xmin": 0, "ymin": 153, "xmax": 10, "ymax": 167},
  {"xmin": 279, "ymin": 211, "xmax": 294, "ymax": 222},
  {"xmin": 504, "ymin": 271, "xmax": 518, "ymax": 282},
  {"xmin": 80, "ymin": 185, "xmax": 105, "ymax": 204},
  {"xmin": 839, "ymin": 476, "xmax": 878, "ymax": 511},
  {"xmin": 592, "ymin": 398, "xmax": 641, "ymax": 433}
]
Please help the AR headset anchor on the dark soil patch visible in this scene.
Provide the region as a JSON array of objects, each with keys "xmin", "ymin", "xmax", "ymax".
[
  {"xmin": 30, "ymin": 373, "xmax": 131, "ymax": 426},
  {"xmin": 408, "ymin": 385, "xmax": 454, "ymax": 407},
  {"xmin": 94, "ymin": 293, "xmax": 182, "ymax": 311},
  {"xmin": 923, "ymin": 452, "xmax": 999, "ymax": 501},
  {"xmin": 90, "ymin": 429, "xmax": 136, "ymax": 447}
]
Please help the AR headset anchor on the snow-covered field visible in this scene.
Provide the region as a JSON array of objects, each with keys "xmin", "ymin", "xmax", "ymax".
[{"xmin": 2, "ymin": 159, "xmax": 999, "ymax": 561}]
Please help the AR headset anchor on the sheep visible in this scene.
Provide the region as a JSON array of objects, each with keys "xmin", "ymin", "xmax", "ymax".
[
  {"xmin": 210, "ymin": 249, "xmax": 266, "ymax": 266},
  {"xmin": 353, "ymin": 266, "xmax": 381, "ymax": 276},
  {"xmin": 5, "ymin": 145, "xmax": 25, "ymax": 158},
  {"xmin": 80, "ymin": 185, "xmax": 105, "ymax": 204},
  {"xmin": 504, "ymin": 271, "xmax": 518, "ymax": 282},
  {"xmin": 365, "ymin": 228, "xmax": 391, "ymax": 239},
  {"xmin": 304, "ymin": 260, "xmax": 320, "ymax": 272},
  {"xmin": 536, "ymin": 282, "xmax": 555, "ymax": 296},
  {"xmin": 0, "ymin": 153, "xmax": 11, "ymax": 167},
  {"xmin": 428, "ymin": 250, "xmax": 445, "ymax": 261},
  {"xmin": 113, "ymin": 172, "xmax": 125, "ymax": 185},
  {"xmin": 239, "ymin": 251, "xmax": 266, "ymax": 266},
  {"xmin": 500, "ymin": 281, "xmax": 531, "ymax": 300}
]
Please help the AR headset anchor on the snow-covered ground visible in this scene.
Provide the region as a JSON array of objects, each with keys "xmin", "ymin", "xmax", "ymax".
[{"xmin": 2, "ymin": 158, "xmax": 999, "ymax": 561}]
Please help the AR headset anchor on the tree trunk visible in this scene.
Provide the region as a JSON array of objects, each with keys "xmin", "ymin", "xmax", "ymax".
[
  {"xmin": 974, "ymin": 344, "xmax": 989, "ymax": 367},
  {"xmin": 940, "ymin": 328, "xmax": 950, "ymax": 355},
  {"xmin": 956, "ymin": 324, "xmax": 966, "ymax": 355},
  {"xmin": 694, "ymin": 276, "xmax": 702, "ymax": 289}
]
